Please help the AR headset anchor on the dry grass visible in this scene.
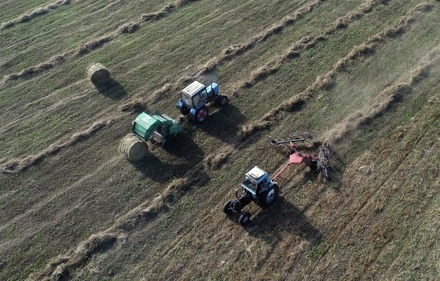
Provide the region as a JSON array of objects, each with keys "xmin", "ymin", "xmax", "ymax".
[
  {"xmin": 1, "ymin": 0, "xmax": 439, "ymax": 280},
  {"xmin": 1, "ymin": 119, "xmax": 112, "ymax": 173},
  {"xmin": 0, "ymin": 0, "xmax": 71, "ymax": 30}
]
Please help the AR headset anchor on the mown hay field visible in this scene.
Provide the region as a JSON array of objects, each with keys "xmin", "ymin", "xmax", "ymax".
[{"xmin": 1, "ymin": 0, "xmax": 439, "ymax": 280}]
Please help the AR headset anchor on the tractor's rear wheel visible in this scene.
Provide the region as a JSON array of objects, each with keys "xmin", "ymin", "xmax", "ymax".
[
  {"xmin": 223, "ymin": 200, "xmax": 232, "ymax": 214},
  {"xmin": 259, "ymin": 184, "xmax": 279, "ymax": 206},
  {"xmin": 119, "ymin": 134, "xmax": 148, "ymax": 161},
  {"xmin": 195, "ymin": 106, "xmax": 208, "ymax": 122},
  {"xmin": 239, "ymin": 212, "xmax": 250, "ymax": 225}
]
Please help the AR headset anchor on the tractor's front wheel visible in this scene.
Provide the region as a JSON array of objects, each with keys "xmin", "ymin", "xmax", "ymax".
[
  {"xmin": 223, "ymin": 200, "xmax": 232, "ymax": 214},
  {"xmin": 239, "ymin": 212, "xmax": 251, "ymax": 225},
  {"xmin": 259, "ymin": 184, "xmax": 279, "ymax": 206},
  {"xmin": 195, "ymin": 106, "xmax": 208, "ymax": 122},
  {"xmin": 216, "ymin": 95, "xmax": 228, "ymax": 106}
]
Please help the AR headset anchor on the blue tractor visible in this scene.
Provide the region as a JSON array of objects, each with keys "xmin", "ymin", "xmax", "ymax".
[
  {"xmin": 176, "ymin": 81, "xmax": 228, "ymax": 122},
  {"xmin": 223, "ymin": 166, "xmax": 280, "ymax": 225}
]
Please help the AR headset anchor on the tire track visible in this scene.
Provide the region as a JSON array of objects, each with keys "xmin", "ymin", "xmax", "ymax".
[
  {"xmin": 237, "ymin": 1, "xmax": 435, "ymax": 141},
  {"xmin": 0, "ymin": 0, "xmax": 71, "ymax": 30}
]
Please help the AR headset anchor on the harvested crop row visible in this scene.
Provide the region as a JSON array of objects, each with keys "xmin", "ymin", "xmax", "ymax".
[
  {"xmin": 0, "ymin": 0, "xmax": 390, "ymax": 172},
  {"xmin": 325, "ymin": 44, "xmax": 440, "ymax": 144},
  {"xmin": 0, "ymin": 0, "xmax": 71, "ymax": 30},
  {"xmin": 0, "ymin": 1, "xmax": 195, "ymax": 86},
  {"xmin": 237, "ymin": 1, "xmax": 436, "ymax": 141},
  {"xmin": 27, "ymin": 135, "xmax": 235, "ymax": 279},
  {"xmin": 1, "ymin": 119, "xmax": 112, "ymax": 173},
  {"xmin": 231, "ymin": 0, "xmax": 387, "ymax": 95}
]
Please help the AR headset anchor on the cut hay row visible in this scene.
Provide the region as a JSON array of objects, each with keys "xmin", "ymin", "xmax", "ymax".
[
  {"xmin": 313, "ymin": 99, "xmax": 439, "ymax": 280},
  {"xmin": 0, "ymin": 157, "xmax": 121, "ymax": 252},
  {"xmin": 1, "ymin": 119, "xmax": 112, "ymax": 173},
  {"xmin": 124, "ymin": 0, "xmax": 327, "ymax": 107},
  {"xmin": 28, "ymin": 143, "xmax": 235, "ymax": 279},
  {"xmin": 196, "ymin": 0, "xmax": 325, "ymax": 76},
  {"xmin": 28, "ymin": 232, "xmax": 120, "ymax": 281},
  {"xmin": 0, "ymin": 1, "xmax": 194, "ymax": 85},
  {"xmin": 231, "ymin": 0, "xmax": 388, "ymax": 95},
  {"xmin": 237, "ymin": 1, "xmax": 435, "ymax": 141},
  {"xmin": 324, "ymin": 44, "xmax": 440, "ymax": 144},
  {"xmin": 0, "ymin": 0, "xmax": 391, "ymax": 172},
  {"xmin": 0, "ymin": 82, "xmax": 87, "ymax": 138},
  {"xmin": 0, "ymin": 0, "xmax": 71, "ymax": 30}
]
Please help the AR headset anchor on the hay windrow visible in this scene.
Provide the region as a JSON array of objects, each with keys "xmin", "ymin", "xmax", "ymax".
[
  {"xmin": 237, "ymin": 1, "xmax": 433, "ymax": 141},
  {"xmin": 141, "ymin": 3, "xmax": 175, "ymax": 21},
  {"xmin": 203, "ymin": 147, "xmax": 234, "ymax": 171},
  {"xmin": 5, "ymin": 54, "xmax": 67, "ymax": 81},
  {"xmin": 0, "ymin": 0, "xmax": 71, "ymax": 30},
  {"xmin": 1, "ymin": 119, "xmax": 112, "ymax": 174},
  {"xmin": 1, "ymin": 2, "xmax": 184, "ymax": 83},
  {"xmin": 325, "ymin": 45, "xmax": 440, "ymax": 144},
  {"xmin": 197, "ymin": 0, "xmax": 324, "ymax": 76},
  {"xmin": 28, "ymin": 233, "xmax": 119, "ymax": 281}
]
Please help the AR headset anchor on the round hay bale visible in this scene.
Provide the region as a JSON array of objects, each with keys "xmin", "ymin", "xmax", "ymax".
[
  {"xmin": 119, "ymin": 134, "xmax": 148, "ymax": 161},
  {"xmin": 87, "ymin": 62, "xmax": 111, "ymax": 85}
]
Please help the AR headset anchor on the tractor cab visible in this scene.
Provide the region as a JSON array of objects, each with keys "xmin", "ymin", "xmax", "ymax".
[
  {"xmin": 241, "ymin": 166, "xmax": 271, "ymax": 200},
  {"xmin": 176, "ymin": 80, "xmax": 224, "ymax": 122},
  {"xmin": 224, "ymin": 165, "xmax": 279, "ymax": 225},
  {"xmin": 180, "ymin": 81, "xmax": 209, "ymax": 109}
]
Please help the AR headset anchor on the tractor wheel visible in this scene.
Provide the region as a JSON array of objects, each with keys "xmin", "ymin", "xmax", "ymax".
[
  {"xmin": 195, "ymin": 106, "xmax": 208, "ymax": 122},
  {"xmin": 119, "ymin": 134, "xmax": 148, "ymax": 161},
  {"xmin": 216, "ymin": 95, "xmax": 228, "ymax": 106},
  {"xmin": 180, "ymin": 106, "xmax": 190, "ymax": 116},
  {"xmin": 223, "ymin": 200, "xmax": 232, "ymax": 214},
  {"xmin": 239, "ymin": 212, "xmax": 250, "ymax": 225},
  {"xmin": 259, "ymin": 184, "xmax": 279, "ymax": 206},
  {"xmin": 161, "ymin": 137, "xmax": 173, "ymax": 150}
]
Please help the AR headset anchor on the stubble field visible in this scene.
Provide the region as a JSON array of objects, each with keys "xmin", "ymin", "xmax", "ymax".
[{"xmin": 1, "ymin": 0, "xmax": 439, "ymax": 280}]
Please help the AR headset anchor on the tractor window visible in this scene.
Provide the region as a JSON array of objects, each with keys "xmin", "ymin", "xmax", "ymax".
[
  {"xmin": 192, "ymin": 93, "xmax": 202, "ymax": 108},
  {"xmin": 199, "ymin": 88, "xmax": 208, "ymax": 102},
  {"xmin": 182, "ymin": 93, "xmax": 193, "ymax": 108},
  {"xmin": 243, "ymin": 176, "xmax": 257, "ymax": 191}
]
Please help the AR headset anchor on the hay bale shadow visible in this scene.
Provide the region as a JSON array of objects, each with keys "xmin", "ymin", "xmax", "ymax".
[{"xmin": 95, "ymin": 78, "xmax": 127, "ymax": 100}]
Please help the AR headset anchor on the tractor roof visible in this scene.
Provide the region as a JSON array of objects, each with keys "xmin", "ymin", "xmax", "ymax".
[
  {"xmin": 181, "ymin": 81, "xmax": 205, "ymax": 97},
  {"xmin": 246, "ymin": 166, "xmax": 267, "ymax": 181}
]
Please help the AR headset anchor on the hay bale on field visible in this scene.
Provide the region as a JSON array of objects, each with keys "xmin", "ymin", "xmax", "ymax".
[
  {"xmin": 87, "ymin": 62, "xmax": 111, "ymax": 86},
  {"xmin": 119, "ymin": 134, "xmax": 148, "ymax": 161}
]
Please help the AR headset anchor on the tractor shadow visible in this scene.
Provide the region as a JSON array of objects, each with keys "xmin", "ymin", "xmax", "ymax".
[
  {"xmin": 131, "ymin": 136, "xmax": 204, "ymax": 182},
  {"xmin": 163, "ymin": 131, "xmax": 205, "ymax": 163},
  {"xmin": 243, "ymin": 197, "xmax": 321, "ymax": 246},
  {"xmin": 192, "ymin": 103, "xmax": 245, "ymax": 146},
  {"xmin": 95, "ymin": 78, "xmax": 127, "ymax": 100},
  {"xmin": 131, "ymin": 153, "xmax": 190, "ymax": 182}
]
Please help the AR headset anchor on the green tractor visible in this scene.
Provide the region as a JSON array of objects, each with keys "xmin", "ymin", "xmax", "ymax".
[{"xmin": 119, "ymin": 112, "xmax": 183, "ymax": 161}]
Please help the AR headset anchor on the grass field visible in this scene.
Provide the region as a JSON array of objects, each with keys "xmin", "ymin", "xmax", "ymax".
[{"xmin": 1, "ymin": 0, "xmax": 439, "ymax": 280}]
